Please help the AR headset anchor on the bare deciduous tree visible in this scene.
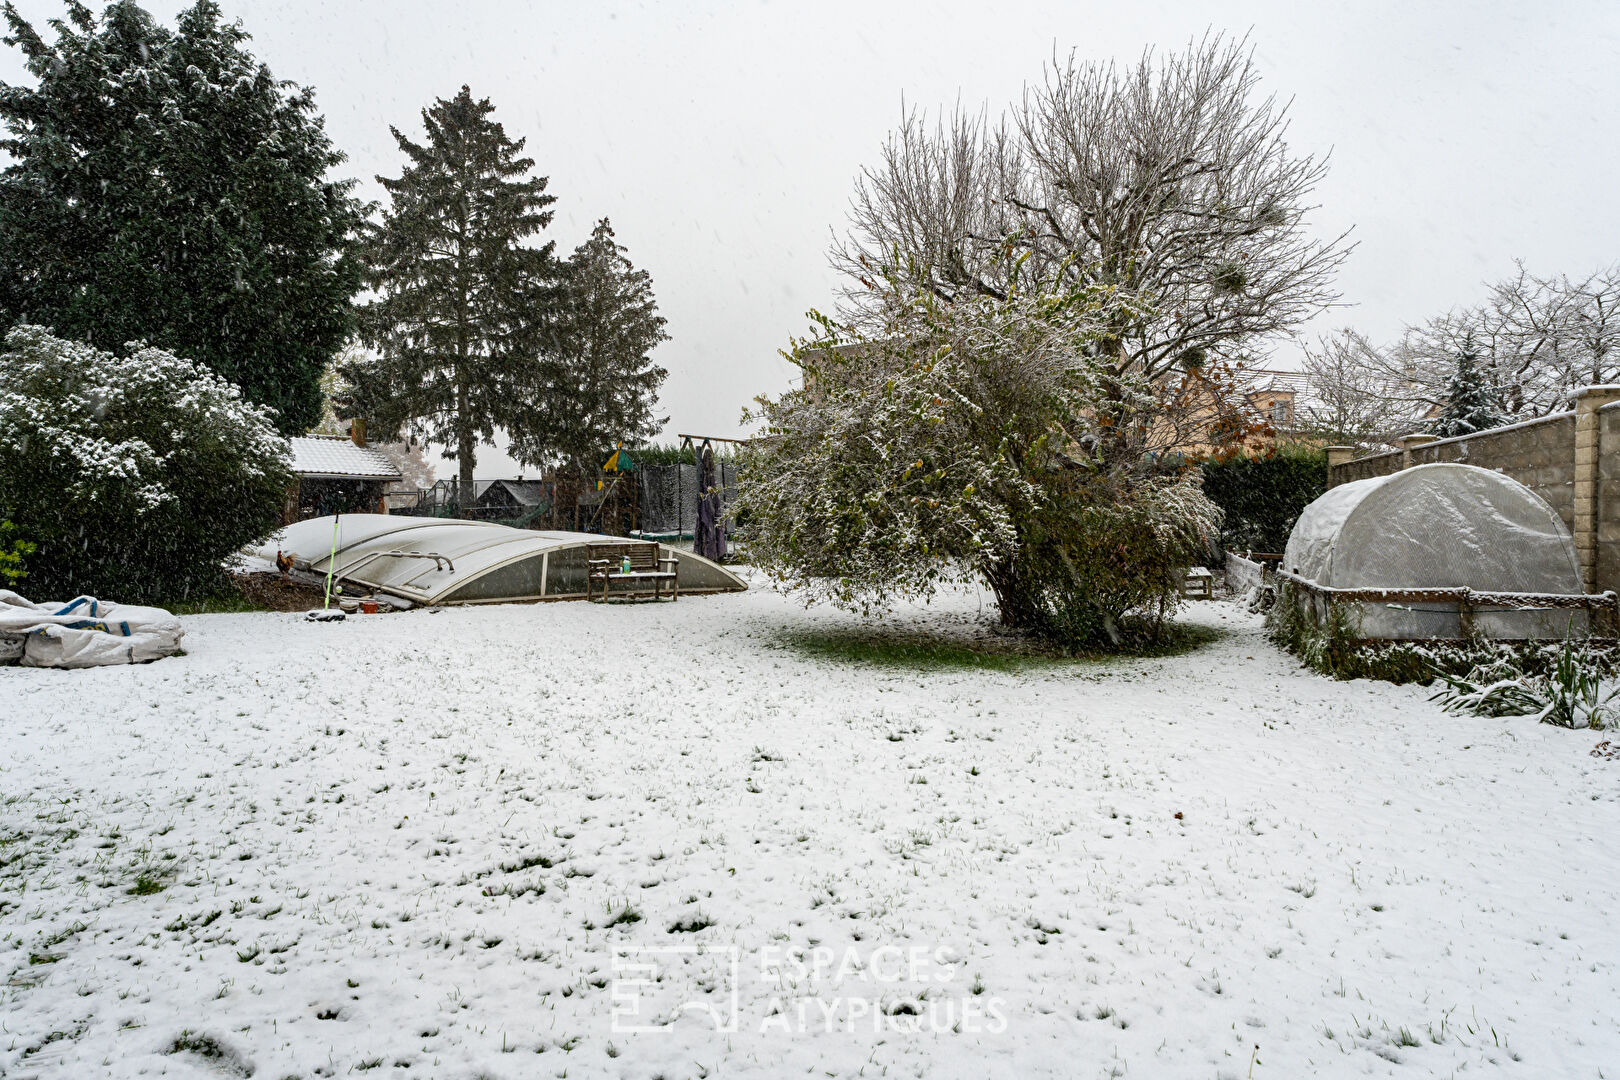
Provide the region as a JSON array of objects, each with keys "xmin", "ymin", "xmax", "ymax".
[
  {"xmin": 1297, "ymin": 329, "xmax": 1425, "ymax": 445},
  {"xmin": 834, "ymin": 35, "xmax": 1351, "ymax": 387},
  {"xmin": 1316, "ymin": 262, "xmax": 1620, "ymax": 433}
]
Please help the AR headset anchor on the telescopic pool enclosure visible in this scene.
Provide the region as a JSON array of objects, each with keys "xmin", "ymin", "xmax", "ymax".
[
  {"xmin": 1279, "ymin": 463, "xmax": 1617, "ymax": 640},
  {"xmin": 258, "ymin": 515, "xmax": 746, "ymax": 607}
]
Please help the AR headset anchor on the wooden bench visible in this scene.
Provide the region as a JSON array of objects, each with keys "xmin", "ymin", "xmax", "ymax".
[
  {"xmin": 586, "ymin": 542, "xmax": 678, "ymax": 602},
  {"xmin": 1184, "ymin": 566, "xmax": 1214, "ymax": 600}
]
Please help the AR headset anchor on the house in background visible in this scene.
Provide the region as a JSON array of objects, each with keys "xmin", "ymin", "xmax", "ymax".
[
  {"xmin": 285, "ymin": 423, "xmax": 403, "ymax": 523},
  {"xmin": 1242, "ymin": 369, "xmax": 1309, "ymax": 434},
  {"xmin": 1164, "ymin": 367, "xmax": 1314, "ymax": 459}
]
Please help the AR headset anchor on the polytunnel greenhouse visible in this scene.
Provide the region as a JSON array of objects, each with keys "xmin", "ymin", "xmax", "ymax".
[
  {"xmin": 258, "ymin": 515, "xmax": 746, "ymax": 606},
  {"xmin": 1280, "ymin": 463, "xmax": 1603, "ymax": 640}
]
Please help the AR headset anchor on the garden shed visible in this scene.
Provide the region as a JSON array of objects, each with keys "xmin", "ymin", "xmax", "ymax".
[
  {"xmin": 1280, "ymin": 463, "xmax": 1608, "ymax": 640},
  {"xmin": 475, "ymin": 479, "xmax": 555, "ymax": 524},
  {"xmin": 260, "ymin": 514, "xmax": 746, "ymax": 606},
  {"xmin": 287, "ymin": 434, "xmax": 402, "ymax": 521}
]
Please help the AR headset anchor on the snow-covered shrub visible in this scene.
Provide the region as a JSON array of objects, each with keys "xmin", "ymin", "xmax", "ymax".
[
  {"xmin": 1432, "ymin": 640, "xmax": 1619, "ymax": 729},
  {"xmin": 1019, "ymin": 472, "xmax": 1220, "ymax": 645},
  {"xmin": 736, "ymin": 278, "xmax": 1221, "ymax": 649},
  {"xmin": 0, "ymin": 325, "xmax": 293, "ymax": 602}
]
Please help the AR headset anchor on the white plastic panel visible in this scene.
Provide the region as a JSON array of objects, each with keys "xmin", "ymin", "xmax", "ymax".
[
  {"xmin": 1283, "ymin": 464, "xmax": 1583, "ymax": 594},
  {"xmin": 258, "ymin": 515, "xmax": 747, "ymax": 604}
]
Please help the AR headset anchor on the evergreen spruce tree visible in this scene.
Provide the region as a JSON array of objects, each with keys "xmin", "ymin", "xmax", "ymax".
[
  {"xmin": 510, "ymin": 218, "xmax": 668, "ymax": 478},
  {"xmin": 342, "ymin": 86, "xmax": 559, "ymax": 500},
  {"xmin": 1432, "ymin": 336, "xmax": 1507, "ymax": 438},
  {"xmin": 0, "ymin": 0, "xmax": 365, "ymax": 434}
]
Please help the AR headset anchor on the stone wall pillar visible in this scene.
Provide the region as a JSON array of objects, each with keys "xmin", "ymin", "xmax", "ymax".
[
  {"xmin": 1399, "ymin": 433, "xmax": 1437, "ymax": 470},
  {"xmin": 1324, "ymin": 446, "xmax": 1356, "ymax": 488},
  {"xmin": 1574, "ymin": 386, "xmax": 1620, "ymax": 590}
]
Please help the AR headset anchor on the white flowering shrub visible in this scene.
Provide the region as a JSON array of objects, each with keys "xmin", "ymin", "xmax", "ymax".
[
  {"xmin": 736, "ymin": 282, "xmax": 1221, "ymax": 649},
  {"xmin": 0, "ymin": 325, "xmax": 293, "ymax": 601}
]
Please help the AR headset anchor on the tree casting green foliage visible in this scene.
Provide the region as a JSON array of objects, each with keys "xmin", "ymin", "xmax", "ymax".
[
  {"xmin": 508, "ymin": 218, "xmax": 668, "ymax": 480},
  {"xmin": 0, "ymin": 0, "xmax": 366, "ymax": 434},
  {"xmin": 342, "ymin": 86, "xmax": 559, "ymax": 493}
]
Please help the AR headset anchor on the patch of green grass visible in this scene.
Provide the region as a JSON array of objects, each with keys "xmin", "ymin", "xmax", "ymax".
[
  {"xmin": 778, "ymin": 620, "xmax": 1224, "ymax": 672},
  {"xmin": 169, "ymin": 1031, "xmax": 228, "ymax": 1058},
  {"xmin": 128, "ymin": 874, "xmax": 165, "ymax": 896},
  {"xmin": 498, "ymin": 853, "xmax": 555, "ymax": 873},
  {"xmin": 602, "ymin": 903, "xmax": 642, "ymax": 929},
  {"xmin": 167, "ymin": 1031, "xmax": 252, "ymax": 1077}
]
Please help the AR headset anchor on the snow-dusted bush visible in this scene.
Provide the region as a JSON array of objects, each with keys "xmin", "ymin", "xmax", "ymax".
[
  {"xmin": 1022, "ymin": 473, "xmax": 1221, "ymax": 644},
  {"xmin": 1432, "ymin": 641, "xmax": 1619, "ymax": 729},
  {"xmin": 736, "ymin": 279, "xmax": 1221, "ymax": 649},
  {"xmin": 1200, "ymin": 444, "xmax": 1326, "ymax": 554},
  {"xmin": 0, "ymin": 325, "xmax": 293, "ymax": 602}
]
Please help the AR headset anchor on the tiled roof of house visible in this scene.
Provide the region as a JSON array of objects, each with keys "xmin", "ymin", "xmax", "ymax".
[
  {"xmin": 289, "ymin": 436, "xmax": 402, "ymax": 481},
  {"xmin": 1240, "ymin": 368, "xmax": 1312, "ymax": 396}
]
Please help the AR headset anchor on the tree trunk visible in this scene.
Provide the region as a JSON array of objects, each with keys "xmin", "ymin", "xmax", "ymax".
[
  {"xmin": 981, "ymin": 560, "xmax": 1043, "ymax": 630},
  {"xmin": 456, "ymin": 367, "xmax": 475, "ymax": 516}
]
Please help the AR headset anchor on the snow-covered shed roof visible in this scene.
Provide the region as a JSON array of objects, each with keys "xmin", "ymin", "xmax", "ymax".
[
  {"xmin": 289, "ymin": 436, "xmax": 402, "ymax": 481},
  {"xmin": 478, "ymin": 479, "xmax": 550, "ymax": 507},
  {"xmin": 1283, "ymin": 463, "xmax": 1582, "ymax": 593},
  {"xmin": 258, "ymin": 514, "xmax": 746, "ymax": 605}
]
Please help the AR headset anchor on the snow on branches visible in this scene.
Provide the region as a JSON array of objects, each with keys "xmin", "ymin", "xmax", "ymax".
[
  {"xmin": 0, "ymin": 325, "xmax": 292, "ymax": 600},
  {"xmin": 737, "ymin": 278, "xmax": 1219, "ymax": 647}
]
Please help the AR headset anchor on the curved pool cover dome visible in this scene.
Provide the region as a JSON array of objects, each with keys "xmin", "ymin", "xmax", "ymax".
[
  {"xmin": 1282, "ymin": 463, "xmax": 1585, "ymax": 639},
  {"xmin": 259, "ymin": 515, "xmax": 746, "ymax": 606}
]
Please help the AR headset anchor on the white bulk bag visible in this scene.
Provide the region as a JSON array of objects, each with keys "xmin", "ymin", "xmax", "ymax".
[{"xmin": 0, "ymin": 592, "xmax": 185, "ymax": 668}]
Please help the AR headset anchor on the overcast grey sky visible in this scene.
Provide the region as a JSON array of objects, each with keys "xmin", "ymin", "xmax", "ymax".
[{"xmin": 5, "ymin": 0, "xmax": 1619, "ymax": 477}]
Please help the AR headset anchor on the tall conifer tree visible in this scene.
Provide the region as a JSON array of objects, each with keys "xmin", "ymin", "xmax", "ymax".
[
  {"xmin": 0, "ymin": 0, "xmax": 364, "ymax": 433},
  {"xmin": 1432, "ymin": 335, "xmax": 1507, "ymax": 438},
  {"xmin": 510, "ymin": 218, "xmax": 667, "ymax": 478},
  {"xmin": 344, "ymin": 86, "xmax": 558, "ymax": 496}
]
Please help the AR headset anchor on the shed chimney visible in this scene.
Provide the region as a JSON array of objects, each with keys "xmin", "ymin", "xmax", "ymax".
[{"xmin": 350, "ymin": 418, "xmax": 367, "ymax": 448}]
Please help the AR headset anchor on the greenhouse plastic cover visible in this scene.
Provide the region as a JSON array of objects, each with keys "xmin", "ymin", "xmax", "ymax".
[
  {"xmin": 1282, "ymin": 463, "xmax": 1583, "ymax": 594},
  {"xmin": 257, "ymin": 515, "xmax": 747, "ymax": 605}
]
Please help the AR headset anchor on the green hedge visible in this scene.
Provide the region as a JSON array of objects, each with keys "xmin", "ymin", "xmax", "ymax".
[{"xmin": 1199, "ymin": 444, "xmax": 1326, "ymax": 554}]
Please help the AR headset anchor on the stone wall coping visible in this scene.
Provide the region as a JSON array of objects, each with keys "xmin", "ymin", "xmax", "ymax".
[{"xmin": 1335, "ymin": 409, "xmax": 1577, "ymax": 469}]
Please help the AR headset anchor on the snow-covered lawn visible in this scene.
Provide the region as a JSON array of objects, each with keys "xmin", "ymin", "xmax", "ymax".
[{"xmin": 2, "ymin": 581, "xmax": 1617, "ymax": 1079}]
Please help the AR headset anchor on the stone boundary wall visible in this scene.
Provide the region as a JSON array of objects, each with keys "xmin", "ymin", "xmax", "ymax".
[
  {"xmin": 1329, "ymin": 413, "xmax": 1576, "ymax": 527},
  {"xmin": 1326, "ymin": 387, "xmax": 1620, "ymax": 593},
  {"xmin": 1596, "ymin": 403, "xmax": 1620, "ymax": 593}
]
